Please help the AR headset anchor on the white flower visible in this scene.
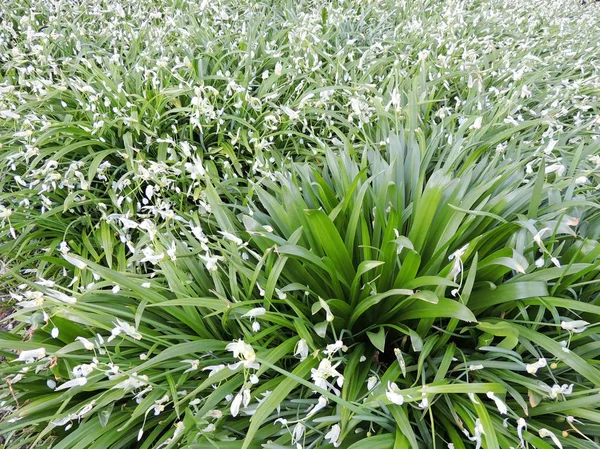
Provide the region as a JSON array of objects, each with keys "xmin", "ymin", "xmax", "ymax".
[
  {"xmin": 113, "ymin": 373, "xmax": 149, "ymax": 391},
  {"xmin": 200, "ymin": 253, "xmax": 222, "ymax": 271},
  {"xmin": 16, "ymin": 348, "xmax": 46, "ymax": 362},
  {"xmin": 561, "ymin": 320, "xmax": 590, "ymax": 333},
  {"xmin": 468, "ymin": 419, "xmax": 485, "ymax": 449},
  {"xmin": 470, "ymin": 116, "xmax": 483, "ymax": 130},
  {"xmin": 292, "ymin": 422, "xmax": 305, "ymax": 444},
  {"xmin": 203, "ymin": 364, "xmax": 226, "ymax": 377},
  {"xmin": 548, "ymin": 384, "xmax": 573, "ymax": 399},
  {"xmin": 76, "ymin": 336, "xmax": 96, "ymax": 350},
  {"xmin": 218, "ymin": 231, "xmax": 243, "ymax": 246},
  {"xmin": 181, "ymin": 359, "xmax": 200, "ymax": 373},
  {"xmin": 324, "ymin": 424, "xmax": 341, "ymax": 447},
  {"xmin": 525, "ymin": 358, "xmax": 547, "ymax": 375},
  {"xmin": 575, "ymin": 176, "xmax": 588, "ymax": 185},
  {"xmin": 533, "ymin": 228, "xmax": 549, "ymax": 246},
  {"xmin": 307, "ymin": 395, "xmax": 328, "ymax": 417},
  {"xmin": 324, "ymin": 340, "xmax": 348, "ymax": 355},
  {"xmin": 63, "ymin": 254, "xmax": 88, "ymax": 270},
  {"xmin": 140, "ymin": 247, "xmax": 164, "ymax": 265},
  {"xmin": 386, "ymin": 381, "xmax": 404, "ymax": 405},
  {"xmin": 367, "ymin": 376, "xmax": 378, "ymax": 391},
  {"xmin": 274, "ymin": 61, "xmax": 283, "ymax": 76},
  {"xmin": 72, "ymin": 363, "xmax": 95, "ymax": 378},
  {"xmin": 517, "ymin": 417, "xmax": 527, "ymax": 447},
  {"xmin": 316, "ymin": 297, "xmax": 334, "ymax": 322},
  {"xmin": 184, "ymin": 157, "xmax": 206, "ymax": 180},
  {"xmin": 469, "ymin": 364, "xmax": 484, "ymax": 371},
  {"xmin": 55, "ymin": 377, "xmax": 87, "ymax": 391},
  {"xmin": 539, "ymin": 428, "xmax": 563, "ymax": 449},
  {"xmin": 448, "ymin": 244, "xmax": 469, "ymax": 282},
  {"xmin": 108, "ymin": 319, "xmax": 142, "ymax": 341},
  {"xmin": 274, "ymin": 418, "xmax": 288, "ymax": 426},
  {"xmin": 311, "ymin": 359, "xmax": 344, "ymax": 394},
  {"xmin": 226, "ymin": 339, "xmax": 259, "ymax": 369},
  {"xmin": 231, "ymin": 393, "xmax": 243, "ymax": 417},
  {"xmin": 294, "ymin": 339, "xmax": 309, "ymax": 361},
  {"xmin": 486, "ymin": 392, "xmax": 508, "ymax": 414},
  {"xmin": 242, "ymin": 307, "xmax": 266, "ymax": 318},
  {"xmin": 51, "ymin": 327, "xmax": 59, "ymax": 338},
  {"xmin": 173, "ymin": 421, "xmax": 185, "ymax": 439},
  {"xmin": 545, "ymin": 164, "xmax": 566, "ymax": 177},
  {"xmin": 543, "ymin": 139, "xmax": 558, "ymax": 154}
]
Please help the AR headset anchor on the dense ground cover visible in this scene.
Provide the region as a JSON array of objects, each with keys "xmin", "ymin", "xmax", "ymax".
[{"xmin": 1, "ymin": 0, "xmax": 600, "ymax": 448}]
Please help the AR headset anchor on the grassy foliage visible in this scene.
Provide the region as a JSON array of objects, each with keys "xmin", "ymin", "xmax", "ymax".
[{"xmin": 1, "ymin": 0, "xmax": 600, "ymax": 448}]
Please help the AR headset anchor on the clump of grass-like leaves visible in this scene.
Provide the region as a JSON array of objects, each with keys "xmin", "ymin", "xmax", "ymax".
[{"xmin": 2, "ymin": 139, "xmax": 600, "ymax": 449}]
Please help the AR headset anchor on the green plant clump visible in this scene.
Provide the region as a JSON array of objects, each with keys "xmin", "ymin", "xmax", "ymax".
[{"xmin": 1, "ymin": 0, "xmax": 600, "ymax": 448}]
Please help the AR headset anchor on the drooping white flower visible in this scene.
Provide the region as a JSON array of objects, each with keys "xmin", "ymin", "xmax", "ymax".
[
  {"xmin": 113, "ymin": 373, "xmax": 149, "ymax": 391},
  {"xmin": 560, "ymin": 320, "xmax": 590, "ymax": 333},
  {"xmin": 274, "ymin": 61, "xmax": 283, "ymax": 76},
  {"xmin": 386, "ymin": 381, "xmax": 404, "ymax": 405},
  {"xmin": 533, "ymin": 228, "xmax": 549, "ymax": 246},
  {"xmin": 525, "ymin": 357, "xmax": 547, "ymax": 375},
  {"xmin": 311, "ymin": 359, "xmax": 344, "ymax": 394},
  {"xmin": 16, "ymin": 348, "xmax": 46, "ymax": 362},
  {"xmin": 242, "ymin": 307, "xmax": 266, "ymax": 318},
  {"xmin": 539, "ymin": 428, "xmax": 563, "ymax": 449},
  {"xmin": 292, "ymin": 422, "xmax": 305, "ymax": 444},
  {"xmin": 324, "ymin": 340, "xmax": 348, "ymax": 356},
  {"xmin": 466, "ymin": 418, "xmax": 485, "ymax": 449},
  {"xmin": 218, "ymin": 231, "xmax": 243, "ymax": 246},
  {"xmin": 448, "ymin": 244, "xmax": 469, "ymax": 282},
  {"xmin": 517, "ymin": 417, "xmax": 527, "ymax": 447},
  {"xmin": 294, "ymin": 339, "xmax": 309, "ymax": 361},
  {"xmin": 173, "ymin": 421, "xmax": 185, "ymax": 439},
  {"xmin": 55, "ymin": 377, "xmax": 87, "ymax": 391},
  {"xmin": 76, "ymin": 336, "xmax": 96, "ymax": 350},
  {"xmin": 203, "ymin": 364, "xmax": 226, "ymax": 377},
  {"xmin": 548, "ymin": 384, "xmax": 573, "ymax": 399},
  {"xmin": 51, "ymin": 327, "xmax": 59, "ymax": 338},
  {"xmin": 470, "ymin": 116, "xmax": 483, "ymax": 130},
  {"xmin": 139, "ymin": 247, "xmax": 164, "ymax": 265},
  {"xmin": 63, "ymin": 254, "xmax": 88, "ymax": 270},
  {"xmin": 486, "ymin": 392, "xmax": 508, "ymax": 414},
  {"xmin": 307, "ymin": 395, "xmax": 328, "ymax": 417},
  {"xmin": 72, "ymin": 363, "xmax": 96, "ymax": 378},
  {"xmin": 367, "ymin": 376, "xmax": 379, "ymax": 391},
  {"xmin": 230, "ymin": 393, "xmax": 243, "ymax": 417},
  {"xmin": 181, "ymin": 359, "xmax": 200, "ymax": 373},
  {"xmin": 317, "ymin": 297, "xmax": 334, "ymax": 322},
  {"xmin": 108, "ymin": 319, "xmax": 142, "ymax": 341},
  {"xmin": 324, "ymin": 423, "xmax": 341, "ymax": 447},
  {"xmin": 545, "ymin": 164, "xmax": 566, "ymax": 177},
  {"xmin": 226, "ymin": 339, "xmax": 259, "ymax": 369},
  {"xmin": 200, "ymin": 253, "xmax": 222, "ymax": 271}
]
